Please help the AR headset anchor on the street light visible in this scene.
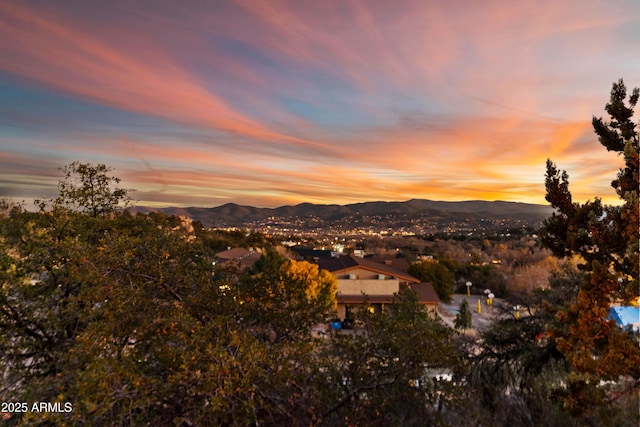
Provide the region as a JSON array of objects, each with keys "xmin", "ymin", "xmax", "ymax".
[{"xmin": 466, "ymin": 281, "xmax": 472, "ymax": 297}]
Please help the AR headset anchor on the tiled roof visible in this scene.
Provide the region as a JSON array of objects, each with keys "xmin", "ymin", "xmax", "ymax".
[
  {"xmin": 215, "ymin": 247, "xmax": 261, "ymax": 271},
  {"xmin": 317, "ymin": 255, "xmax": 359, "ymax": 272},
  {"xmin": 318, "ymin": 255, "xmax": 419, "ymax": 283},
  {"xmin": 406, "ymin": 282, "xmax": 440, "ymax": 304},
  {"xmin": 216, "ymin": 247, "xmax": 253, "ymax": 260},
  {"xmin": 336, "ymin": 283, "xmax": 439, "ymax": 305},
  {"xmin": 365, "ymin": 255, "xmax": 410, "ymax": 273}
]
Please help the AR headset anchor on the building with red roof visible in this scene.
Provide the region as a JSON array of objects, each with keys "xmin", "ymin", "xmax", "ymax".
[{"xmin": 317, "ymin": 255, "xmax": 439, "ymax": 321}]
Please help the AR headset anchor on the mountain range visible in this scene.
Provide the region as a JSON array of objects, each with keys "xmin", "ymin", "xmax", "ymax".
[{"xmin": 131, "ymin": 199, "xmax": 554, "ymax": 229}]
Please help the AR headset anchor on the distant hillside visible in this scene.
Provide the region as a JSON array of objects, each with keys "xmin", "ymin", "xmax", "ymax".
[{"xmin": 130, "ymin": 199, "xmax": 554, "ymax": 229}]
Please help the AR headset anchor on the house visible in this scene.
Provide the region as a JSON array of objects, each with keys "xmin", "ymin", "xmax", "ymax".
[
  {"xmin": 317, "ymin": 255, "xmax": 440, "ymax": 321},
  {"xmin": 215, "ymin": 247, "xmax": 261, "ymax": 272},
  {"xmin": 363, "ymin": 254, "xmax": 411, "ymax": 274},
  {"xmin": 406, "ymin": 282, "xmax": 440, "ymax": 315}
]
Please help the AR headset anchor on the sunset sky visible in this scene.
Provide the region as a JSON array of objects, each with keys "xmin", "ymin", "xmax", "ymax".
[{"xmin": 1, "ymin": 0, "xmax": 639, "ymax": 208}]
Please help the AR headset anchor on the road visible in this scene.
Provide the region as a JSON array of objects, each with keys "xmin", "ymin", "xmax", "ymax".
[{"xmin": 438, "ymin": 293, "xmax": 509, "ymax": 332}]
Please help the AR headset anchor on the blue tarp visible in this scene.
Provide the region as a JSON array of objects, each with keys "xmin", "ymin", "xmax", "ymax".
[{"xmin": 609, "ymin": 307, "xmax": 640, "ymax": 332}]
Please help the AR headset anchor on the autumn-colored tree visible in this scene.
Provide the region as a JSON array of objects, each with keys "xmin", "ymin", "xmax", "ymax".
[
  {"xmin": 540, "ymin": 79, "xmax": 640, "ymax": 414},
  {"xmin": 238, "ymin": 248, "xmax": 337, "ymax": 344}
]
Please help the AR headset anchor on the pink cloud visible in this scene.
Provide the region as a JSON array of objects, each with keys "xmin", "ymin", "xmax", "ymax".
[{"xmin": 0, "ymin": 3, "xmax": 332, "ymax": 154}]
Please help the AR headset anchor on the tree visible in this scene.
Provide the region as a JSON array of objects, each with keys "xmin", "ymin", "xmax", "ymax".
[
  {"xmin": 51, "ymin": 161, "xmax": 131, "ymax": 217},
  {"xmin": 454, "ymin": 298, "xmax": 472, "ymax": 331},
  {"xmin": 540, "ymin": 78, "xmax": 640, "ymax": 414},
  {"xmin": 458, "ymin": 262, "xmax": 507, "ymax": 297},
  {"xmin": 409, "ymin": 260, "xmax": 454, "ymax": 302},
  {"xmin": 0, "ymin": 204, "xmax": 227, "ymax": 424},
  {"xmin": 0, "ymin": 164, "xmax": 227, "ymax": 424},
  {"xmin": 320, "ymin": 287, "xmax": 462, "ymax": 426},
  {"xmin": 459, "ymin": 261, "xmax": 640, "ymax": 427},
  {"xmin": 237, "ymin": 248, "xmax": 337, "ymax": 345}
]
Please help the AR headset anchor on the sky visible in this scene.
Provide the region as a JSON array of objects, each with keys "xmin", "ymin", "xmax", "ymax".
[{"xmin": 1, "ymin": 0, "xmax": 639, "ymax": 208}]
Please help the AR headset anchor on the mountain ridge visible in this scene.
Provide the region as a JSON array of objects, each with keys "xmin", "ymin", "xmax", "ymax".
[{"xmin": 130, "ymin": 199, "xmax": 554, "ymax": 228}]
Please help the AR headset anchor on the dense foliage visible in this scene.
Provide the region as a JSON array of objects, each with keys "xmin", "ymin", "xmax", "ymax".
[
  {"xmin": 408, "ymin": 260, "xmax": 454, "ymax": 302},
  {"xmin": 540, "ymin": 78, "xmax": 640, "ymax": 412},
  {"xmin": 0, "ymin": 163, "xmax": 460, "ymax": 426},
  {"xmin": 461, "ymin": 79, "xmax": 640, "ymax": 427}
]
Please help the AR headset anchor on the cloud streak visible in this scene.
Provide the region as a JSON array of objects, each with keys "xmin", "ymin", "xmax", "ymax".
[
  {"xmin": 0, "ymin": 3, "xmax": 332, "ymax": 153},
  {"xmin": 0, "ymin": 0, "xmax": 638, "ymax": 208}
]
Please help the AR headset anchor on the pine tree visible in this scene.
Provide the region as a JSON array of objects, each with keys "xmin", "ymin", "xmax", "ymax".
[
  {"xmin": 540, "ymin": 79, "xmax": 640, "ymax": 413},
  {"xmin": 454, "ymin": 298, "xmax": 472, "ymax": 331}
]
